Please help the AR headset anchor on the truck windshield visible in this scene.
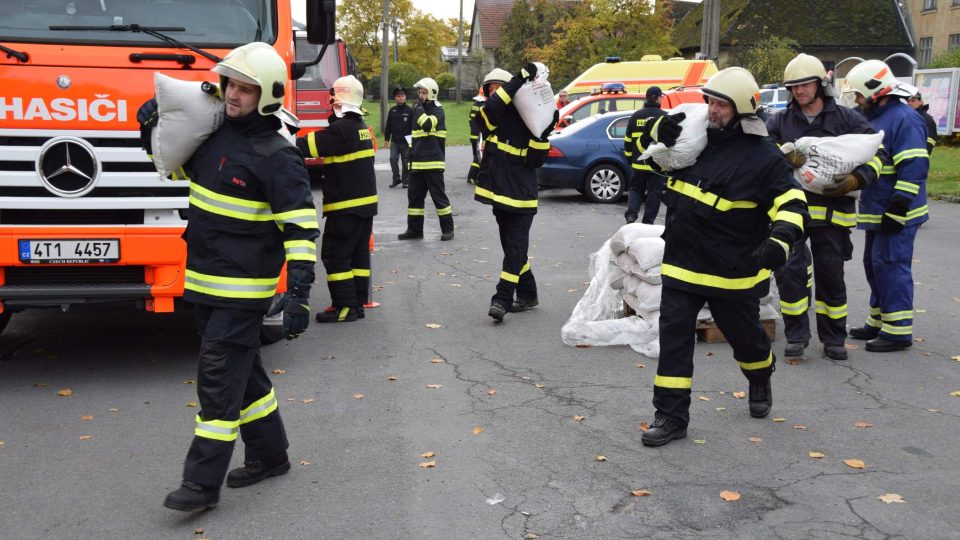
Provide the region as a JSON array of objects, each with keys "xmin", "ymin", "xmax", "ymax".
[{"xmin": 1, "ymin": 0, "xmax": 275, "ymax": 47}]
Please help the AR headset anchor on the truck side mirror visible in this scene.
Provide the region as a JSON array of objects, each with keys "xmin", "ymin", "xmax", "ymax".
[{"xmin": 306, "ymin": 0, "xmax": 336, "ymax": 45}]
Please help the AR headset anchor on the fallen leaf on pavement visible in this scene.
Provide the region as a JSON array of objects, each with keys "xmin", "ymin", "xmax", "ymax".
[
  {"xmin": 951, "ymin": 355, "xmax": 960, "ymax": 361},
  {"xmin": 34, "ymin": 383, "xmax": 49, "ymax": 388},
  {"xmin": 573, "ymin": 415, "xmax": 586, "ymax": 422},
  {"xmin": 449, "ymin": 283, "xmax": 462, "ymax": 287},
  {"xmin": 854, "ymin": 421, "xmax": 874, "ymax": 428},
  {"xmin": 705, "ymin": 352, "xmax": 714, "ymax": 356},
  {"xmin": 80, "ymin": 415, "xmax": 93, "ymax": 421},
  {"xmin": 472, "ymin": 426, "xmax": 485, "ymax": 434},
  {"xmin": 786, "ymin": 358, "xmax": 803, "ymax": 365},
  {"xmin": 913, "ymin": 337, "xmax": 925, "ymax": 342},
  {"xmin": 772, "ymin": 417, "xmax": 785, "ymax": 422},
  {"xmin": 927, "ymin": 408, "xmax": 940, "ymax": 412},
  {"xmin": 698, "ymin": 396, "xmax": 710, "ymax": 401},
  {"xmin": 844, "ymin": 459, "xmax": 866, "ymax": 469},
  {"xmin": 108, "ymin": 408, "xmax": 119, "ymax": 412},
  {"xmin": 387, "ymin": 376, "xmax": 398, "ymax": 381},
  {"xmin": 182, "ymin": 379, "xmax": 195, "ymax": 384},
  {"xmin": 425, "ymin": 323, "xmax": 442, "ymax": 329},
  {"xmin": 525, "ymin": 534, "xmax": 539, "ymax": 539},
  {"xmin": 595, "ymin": 455, "xmax": 607, "ymax": 462},
  {"xmin": 272, "ymin": 369, "xmax": 286, "ymax": 375},
  {"xmin": 915, "ymin": 309, "xmax": 927, "ymax": 313},
  {"xmin": 419, "ymin": 460, "xmax": 436, "ymax": 468},
  {"xmin": 567, "ymin": 289, "xmax": 579, "ymax": 293},
  {"xmin": 521, "ymin": 376, "xmax": 530, "ymax": 380},
  {"xmin": 748, "ymin": 436, "xmax": 762, "ymax": 443},
  {"xmin": 0, "ymin": 441, "xmax": 5, "ymax": 447},
  {"xmin": 794, "ymin": 425, "xmax": 807, "ymax": 430},
  {"xmin": 720, "ymin": 491, "xmax": 741, "ymax": 502},
  {"xmin": 420, "ymin": 451, "xmax": 435, "ymax": 458},
  {"xmin": 732, "ymin": 391, "xmax": 746, "ymax": 399},
  {"xmin": 57, "ymin": 389, "xmax": 72, "ymax": 397},
  {"xmin": 186, "ymin": 401, "xmax": 197, "ymax": 408},
  {"xmin": 430, "ymin": 358, "xmax": 445, "ymax": 364},
  {"xmin": 302, "ymin": 398, "xmax": 315, "ymax": 404},
  {"xmin": 844, "ymin": 343, "xmax": 859, "ymax": 350},
  {"xmin": 951, "ymin": 391, "xmax": 960, "ymax": 397},
  {"xmin": 636, "ymin": 363, "xmax": 646, "ymax": 368},
  {"xmin": 426, "ymin": 384, "xmax": 442, "ymax": 389},
  {"xmin": 878, "ymin": 493, "xmax": 905, "ymax": 504},
  {"xmin": 535, "ymin": 384, "xmax": 545, "ymax": 388},
  {"xmin": 638, "ymin": 422, "xmax": 650, "ymax": 432},
  {"xmin": 715, "ymin": 407, "xmax": 726, "ymax": 411},
  {"xmin": 79, "ymin": 435, "xmax": 92, "ymax": 441},
  {"xmin": 353, "ymin": 393, "xmax": 364, "ymax": 400},
  {"xmin": 487, "ymin": 388, "xmax": 496, "ymax": 396},
  {"xmin": 808, "ymin": 451, "xmax": 825, "ymax": 459},
  {"xmin": 574, "ymin": 344, "xmax": 590, "ymax": 348},
  {"xmin": 631, "ymin": 489, "xmax": 651, "ymax": 497},
  {"xmin": 194, "ymin": 528, "xmax": 204, "ymax": 535},
  {"xmin": 300, "ymin": 460, "xmax": 310, "ymax": 466}
]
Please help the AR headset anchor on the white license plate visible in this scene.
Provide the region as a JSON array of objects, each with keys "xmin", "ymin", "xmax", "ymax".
[{"xmin": 19, "ymin": 239, "xmax": 120, "ymax": 264}]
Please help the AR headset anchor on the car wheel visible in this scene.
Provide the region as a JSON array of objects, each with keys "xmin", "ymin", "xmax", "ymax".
[{"xmin": 583, "ymin": 163, "xmax": 625, "ymax": 203}]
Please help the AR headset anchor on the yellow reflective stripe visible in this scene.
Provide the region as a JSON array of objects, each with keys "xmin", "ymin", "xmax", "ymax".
[
  {"xmin": 866, "ymin": 317, "xmax": 882, "ymax": 328},
  {"xmin": 284, "ymin": 240, "xmax": 317, "ymax": 262},
  {"xmin": 327, "ymin": 271, "xmax": 354, "ymax": 282},
  {"xmin": 190, "ymin": 183, "xmax": 273, "ymax": 222},
  {"xmin": 892, "ymin": 148, "xmax": 928, "ymax": 164},
  {"xmin": 661, "ymin": 263, "xmax": 770, "ymax": 290},
  {"xmin": 322, "ymin": 194, "xmax": 378, "ymax": 213},
  {"xmin": 775, "ymin": 210, "xmax": 804, "ymax": 228},
  {"xmin": 927, "ymin": 137, "xmax": 937, "ymax": 146},
  {"xmin": 632, "ymin": 163, "xmax": 653, "ymax": 170},
  {"xmin": 520, "ymin": 262, "xmax": 531, "ymax": 274},
  {"xmin": 417, "ymin": 113, "xmax": 437, "ymax": 128},
  {"xmin": 895, "ymin": 181, "xmax": 920, "ymax": 195},
  {"xmin": 412, "ymin": 130, "xmax": 447, "ymax": 138},
  {"xmin": 408, "ymin": 208, "xmax": 426, "ymax": 216},
  {"xmin": 654, "ymin": 374, "xmax": 692, "ymax": 389},
  {"xmin": 831, "ymin": 211, "xmax": 857, "ymax": 227},
  {"xmin": 470, "ymin": 134, "xmax": 479, "ymax": 140},
  {"xmin": 650, "ymin": 116, "xmax": 664, "ymax": 143},
  {"xmin": 668, "ymin": 179, "xmax": 758, "ymax": 211},
  {"xmin": 184, "ymin": 269, "xmax": 279, "ymax": 299},
  {"xmin": 768, "ymin": 189, "xmax": 806, "ymax": 220},
  {"xmin": 352, "ymin": 268, "xmax": 371, "ymax": 277},
  {"xmin": 474, "ymin": 186, "xmax": 538, "ymax": 209},
  {"xmin": 808, "ymin": 206, "xmax": 827, "ymax": 220},
  {"xmin": 869, "ymin": 306, "xmax": 881, "ymax": 315},
  {"xmin": 488, "ymin": 135, "xmax": 527, "ymax": 157},
  {"xmin": 857, "ymin": 213, "xmax": 881, "ymax": 224},
  {"xmin": 307, "ymin": 132, "xmax": 319, "ymax": 158},
  {"xmin": 779, "ymin": 297, "xmax": 809, "ymax": 316},
  {"xmin": 882, "ymin": 310, "xmax": 913, "ymax": 321},
  {"xmin": 436, "ymin": 205, "xmax": 453, "ymax": 216},
  {"xmin": 195, "ymin": 415, "xmax": 239, "ymax": 442},
  {"xmin": 320, "ymin": 148, "xmax": 375, "ymax": 164},
  {"xmin": 737, "ymin": 352, "xmax": 773, "ymax": 371},
  {"xmin": 880, "ymin": 165, "xmax": 896, "ymax": 175},
  {"xmin": 866, "ymin": 156, "xmax": 882, "ymax": 176},
  {"xmin": 411, "ymin": 161, "xmax": 446, "ymax": 170},
  {"xmin": 881, "ymin": 323, "xmax": 912, "ymax": 335},
  {"xmin": 907, "ymin": 205, "xmax": 928, "ymax": 219},
  {"xmin": 884, "ymin": 212, "xmax": 906, "ymax": 225},
  {"xmin": 239, "ymin": 388, "xmax": 278, "ymax": 425},
  {"xmin": 624, "ymin": 150, "xmax": 633, "ymax": 157},
  {"xmin": 338, "ymin": 307, "xmax": 351, "ymax": 321},
  {"xmin": 814, "ymin": 301, "xmax": 848, "ymax": 319},
  {"xmin": 529, "ymin": 139, "xmax": 550, "ymax": 150},
  {"xmin": 480, "ymin": 107, "xmax": 496, "ymax": 131},
  {"xmin": 495, "ymin": 86, "xmax": 512, "ymax": 105},
  {"xmin": 274, "ymin": 208, "xmax": 319, "ymax": 230},
  {"xmin": 771, "ymin": 237, "xmax": 790, "ymax": 257},
  {"xmin": 500, "ymin": 270, "xmax": 519, "ymax": 283}
]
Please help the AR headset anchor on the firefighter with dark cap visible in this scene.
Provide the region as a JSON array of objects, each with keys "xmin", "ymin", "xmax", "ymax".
[
  {"xmin": 907, "ymin": 91, "xmax": 938, "ymax": 155},
  {"xmin": 297, "ymin": 75, "xmax": 377, "ymax": 323},
  {"xmin": 767, "ymin": 53, "xmax": 884, "ymax": 362},
  {"xmin": 398, "ymin": 77, "xmax": 454, "ymax": 241},
  {"xmin": 384, "ymin": 86, "xmax": 413, "ymax": 188},
  {"xmin": 474, "ymin": 64, "xmax": 557, "ymax": 322},
  {"xmin": 469, "ymin": 69, "xmax": 511, "ymax": 186},
  {"xmin": 637, "ymin": 67, "xmax": 808, "ymax": 447},
  {"xmin": 137, "ymin": 42, "xmax": 319, "ymax": 510},
  {"xmin": 623, "ymin": 85, "xmax": 668, "ymax": 224},
  {"xmin": 845, "ymin": 59, "xmax": 929, "ymax": 353}
]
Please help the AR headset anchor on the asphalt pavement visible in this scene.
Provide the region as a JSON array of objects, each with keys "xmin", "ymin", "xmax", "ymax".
[{"xmin": 1, "ymin": 144, "xmax": 958, "ymax": 539}]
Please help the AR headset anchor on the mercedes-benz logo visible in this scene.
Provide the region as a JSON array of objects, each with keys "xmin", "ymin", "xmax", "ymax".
[
  {"xmin": 57, "ymin": 75, "xmax": 71, "ymax": 89},
  {"xmin": 36, "ymin": 137, "xmax": 100, "ymax": 198}
]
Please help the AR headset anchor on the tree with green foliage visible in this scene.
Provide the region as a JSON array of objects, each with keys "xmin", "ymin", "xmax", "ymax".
[
  {"xmin": 398, "ymin": 12, "xmax": 458, "ymax": 80},
  {"xmin": 735, "ymin": 35, "xmax": 799, "ymax": 86},
  {"xmin": 339, "ymin": 0, "xmax": 414, "ymax": 80},
  {"xmin": 435, "ymin": 72, "xmax": 457, "ymax": 91},
  {"xmin": 388, "ymin": 62, "xmax": 423, "ymax": 89},
  {"xmin": 498, "ymin": 0, "xmax": 566, "ymax": 73},
  {"xmin": 526, "ymin": 0, "xmax": 677, "ymax": 88},
  {"xmin": 927, "ymin": 49, "xmax": 960, "ymax": 69}
]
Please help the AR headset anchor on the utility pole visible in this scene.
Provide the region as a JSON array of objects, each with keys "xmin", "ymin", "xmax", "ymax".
[
  {"xmin": 700, "ymin": 0, "xmax": 720, "ymax": 63},
  {"xmin": 456, "ymin": 0, "xmax": 464, "ymax": 104},
  {"xmin": 380, "ymin": 0, "xmax": 390, "ymax": 134}
]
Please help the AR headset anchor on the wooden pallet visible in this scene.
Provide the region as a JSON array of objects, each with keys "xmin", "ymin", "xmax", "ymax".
[{"xmin": 697, "ymin": 319, "xmax": 777, "ymax": 344}]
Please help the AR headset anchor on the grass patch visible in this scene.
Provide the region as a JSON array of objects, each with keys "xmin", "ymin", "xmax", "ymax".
[
  {"xmin": 365, "ymin": 100, "xmax": 473, "ymax": 147},
  {"xmin": 929, "ymin": 145, "xmax": 960, "ymax": 198}
]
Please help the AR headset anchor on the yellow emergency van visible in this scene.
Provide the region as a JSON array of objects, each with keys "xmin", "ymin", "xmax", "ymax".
[{"xmin": 560, "ymin": 56, "xmax": 718, "ymax": 100}]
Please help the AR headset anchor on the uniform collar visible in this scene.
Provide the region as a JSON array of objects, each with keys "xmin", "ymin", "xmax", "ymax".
[{"xmin": 225, "ymin": 111, "xmax": 280, "ymax": 135}]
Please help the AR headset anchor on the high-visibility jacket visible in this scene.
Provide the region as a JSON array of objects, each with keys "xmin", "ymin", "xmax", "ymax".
[
  {"xmin": 469, "ymin": 97, "xmax": 485, "ymax": 145},
  {"xmin": 858, "ymin": 99, "xmax": 929, "ymax": 230},
  {"xmin": 409, "ymin": 100, "xmax": 446, "ymax": 171},
  {"xmin": 182, "ymin": 113, "xmax": 319, "ymax": 310},
  {"xmin": 298, "ymin": 112, "xmax": 378, "ymax": 218},
  {"xmin": 660, "ymin": 125, "xmax": 808, "ymax": 298},
  {"xmin": 623, "ymin": 101, "xmax": 667, "ymax": 172},
  {"xmin": 766, "ymin": 97, "xmax": 881, "ymax": 229},
  {"xmin": 917, "ymin": 104, "xmax": 937, "ymax": 155},
  {"xmin": 474, "ymin": 76, "xmax": 551, "ymax": 214}
]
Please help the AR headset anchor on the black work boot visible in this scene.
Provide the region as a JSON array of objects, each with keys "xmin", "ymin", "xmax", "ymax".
[
  {"xmin": 849, "ymin": 326, "xmax": 878, "ymax": 340},
  {"xmin": 488, "ymin": 303, "xmax": 507, "ymax": 322},
  {"xmin": 397, "ymin": 230, "xmax": 423, "ymax": 240},
  {"xmin": 226, "ymin": 453, "xmax": 291, "ymax": 488},
  {"xmin": 748, "ymin": 377, "xmax": 772, "ymax": 418},
  {"xmin": 865, "ymin": 337, "xmax": 912, "ymax": 353},
  {"xmin": 316, "ymin": 306, "xmax": 359, "ymax": 323},
  {"xmin": 389, "ymin": 179, "xmax": 401, "ymax": 188},
  {"xmin": 783, "ymin": 340, "xmax": 807, "ymax": 358},
  {"xmin": 163, "ymin": 480, "xmax": 219, "ymax": 512},
  {"xmin": 440, "ymin": 231, "xmax": 454, "ymax": 241},
  {"xmin": 641, "ymin": 417, "xmax": 687, "ymax": 447},
  {"xmin": 823, "ymin": 344, "xmax": 848, "ymax": 361},
  {"xmin": 509, "ymin": 297, "xmax": 539, "ymax": 312},
  {"xmin": 356, "ymin": 305, "xmax": 366, "ymax": 319}
]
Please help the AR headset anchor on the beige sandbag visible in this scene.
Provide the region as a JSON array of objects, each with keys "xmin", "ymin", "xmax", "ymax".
[
  {"xmin": 151, "ymin": 73, "xmax": 224, "ymax": 178},
  {"xmin": 513, "ymin": 62, "xmax": 555, "ymax": 136}
]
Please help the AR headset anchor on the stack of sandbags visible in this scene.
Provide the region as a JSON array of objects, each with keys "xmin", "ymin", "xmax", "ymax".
[
  {"xmin": 609, "ymin": 223, "xmax": 664, "ymax": 320},
  {"xmin": 697, "ymin": 292, "xmax": 780, "ymax": 325}
]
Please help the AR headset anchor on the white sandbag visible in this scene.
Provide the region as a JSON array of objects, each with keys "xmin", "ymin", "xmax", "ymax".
[
  {"xmin": 780, "ymin": 131, "xmax": 883, "ymax": 198},
  {"xmin": 624, "ymin": 291, "xmax": 660, "ymax": 320},
  {"xmin": 625, "ymin": 237, "xmax": 664, "ymax": 272},
  {"xmin": 151, "ymin": 73, "xmax": 224, "ymax": 178},
  {"xmin": 609, "ymin": 223, "xmax": 665, "ymax": 255},
  {"xmin": 760, "ymin": 303, "xmax": 780, "ymax": 320},
  {"xmin": 615, "ymin": 252, "xmax": 662, "ymax": 284},
  {"xmin": 639, "ymin": 102, "xmax": 709, "ymax": 171},
  {"xmin": 513, "ymin": 62, "xmax": 555, "ymax": 136},
  {"xmin": 622, "ymin": 275, "xmax": 661, "ymax": 315}
]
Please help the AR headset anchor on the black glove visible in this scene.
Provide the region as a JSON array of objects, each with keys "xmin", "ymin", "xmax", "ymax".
[
  {"xmin": 136, "ymin": 98, "xmax": 158, "ymax": 154},
  {"xmin": 653, "ymin": 112, "xmax": 685, "ymax": 147},
  {"xmin": 880, "ymin": 195, "xmax": 911, "ymax": 233},
  {"xmin": 519, "ymin": 63, "xmax": 538, "ymax": 82},
  {"xmin": 540, "ymin": 110, "xmax": 559, "ymax": 139},
  {"xmin": 280, "ymin": 293, "xmax": 310, "ymax": 339},
  {"xmin": 753, "ymin": 237, "xmax": 789, "ymax": 271}
]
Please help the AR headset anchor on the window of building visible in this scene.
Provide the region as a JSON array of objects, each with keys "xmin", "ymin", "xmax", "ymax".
[
  {"xmin": 951, "ymin": 34, "xmax": 960, "ymax": 51},
  {"xmin": 952, "ymin": 0, "xmax": 959, "ymax": 7},
  {"xmin": 923, "ymin": 0, "xmax": 937, "ymax": 10},
  {"xmin": 919, "ymin": 37, "xmax": 934, "ymax": 66}
]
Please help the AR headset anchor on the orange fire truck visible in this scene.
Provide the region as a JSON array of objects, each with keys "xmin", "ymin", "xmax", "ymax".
[{"xmin": 0, "ymin": 0, "xmax": 338, "ymax": 339}]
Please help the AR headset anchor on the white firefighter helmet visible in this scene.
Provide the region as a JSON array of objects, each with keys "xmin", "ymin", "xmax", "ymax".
[
  {"xmin": 783, "ymin": 53, "xmax": 838, "ymax": 98},
  {"xmin": 212, "ymin": 42, "xmax": 288, "ymax": 115},
  {"xmin": 482, "ymin": 68, "xmax": 511, "ymax": 97},
  {"xmin": 701, "ymin": 67, "xmax": 766, "ymax": 136},
  {"xmin": 414, "ymin": 77, "xmax": 439, "ymax": 102},
  {"xmin": 845, "ymin": 59, "xmax": 916, "ymax": 103},
  {"xmin": 331, "ymin": 75, "xmax": 364, "ymax": 117}
]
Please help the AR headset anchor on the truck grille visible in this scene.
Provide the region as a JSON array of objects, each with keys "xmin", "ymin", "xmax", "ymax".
[{"xmin": 4, "ymin": 265, "xmax": 145, "ymax": 285}]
